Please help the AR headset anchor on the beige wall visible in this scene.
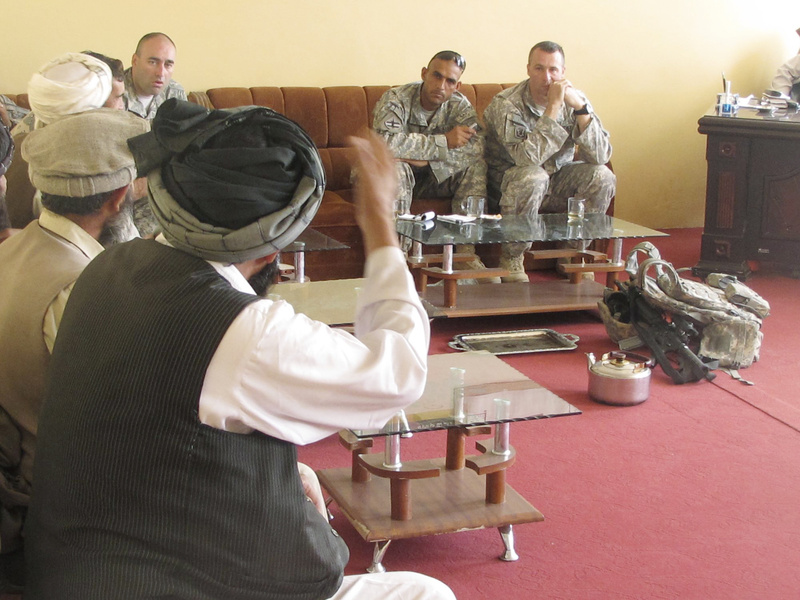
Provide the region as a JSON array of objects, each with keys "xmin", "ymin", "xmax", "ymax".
[{"xmin": 3, "ymin": 0, "xmax": 800, "ymax": 227}]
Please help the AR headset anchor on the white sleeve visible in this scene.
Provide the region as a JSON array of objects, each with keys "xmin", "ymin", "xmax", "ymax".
[{"xmin": 199, "ymin": 246, "xmax": 430, "ymax": 444}]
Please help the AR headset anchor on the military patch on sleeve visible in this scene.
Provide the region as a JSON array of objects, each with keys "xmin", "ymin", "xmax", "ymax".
[
  {"xmin": 384, "ymin": 116, "xmax": 402, "ymax": 132},
  {"xmin": 503, "ymin": 114, "xmax": 529, "ymax": 142}
]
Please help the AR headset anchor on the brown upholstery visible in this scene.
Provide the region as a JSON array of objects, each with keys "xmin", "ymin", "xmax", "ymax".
[
  {"xmin": 193, "ymin": 84, "xmax": 525, "ymax": 279},
  {"xmin": 1, "ymin": 83, "xmax": 613, "ymax": 280},
  {"xmin": 5, "ymin": 94, "xmax": 30, "ymax": 110},
  {"xmin": 197, "ymin": 83, "xmax": 613, "ymax": 279}
]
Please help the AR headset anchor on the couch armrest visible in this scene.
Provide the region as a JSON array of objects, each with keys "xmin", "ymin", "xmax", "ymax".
[{"xmin": 187, "ymin": 91, "xmax": 214, "ymax": 109}]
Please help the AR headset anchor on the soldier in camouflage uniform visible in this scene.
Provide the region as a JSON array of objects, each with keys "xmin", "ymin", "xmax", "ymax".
[
  {"xmin": 123, "ymin": 32, "xmax": 187, "ymax": 121},
  {"xmin": 373, "ymin": 50, "xmax": 494, "ymax": 280},
  {"xmin": 0, "ymin": 96, "xmax": 30, "ymax": 129},
  {"xmin": 483, "ymin": 41, "xmax": 615, "ymax": 282}
]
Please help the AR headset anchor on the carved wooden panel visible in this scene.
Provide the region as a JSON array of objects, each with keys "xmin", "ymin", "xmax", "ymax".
[
  {"xmin": 716, "ymin": 172, "xmax": 736, "ymax": 229},
  {"xmin": 761, "ymin": 170, "xmax": 800, "ymax": 240}
]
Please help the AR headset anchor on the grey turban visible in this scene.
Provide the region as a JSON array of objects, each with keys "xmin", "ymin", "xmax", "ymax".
[{"xmin": 127, "ymin": 99, "xmax": 324, "ymax": 263}]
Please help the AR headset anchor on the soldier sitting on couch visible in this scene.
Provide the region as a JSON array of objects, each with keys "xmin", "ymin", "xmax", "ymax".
[{"xmin": 372, "ymin": 50, "xmax": 496, "ymax": 281}]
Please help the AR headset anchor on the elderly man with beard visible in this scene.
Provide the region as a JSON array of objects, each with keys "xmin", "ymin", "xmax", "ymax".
[
  {"xmin": 0, "ymin": 109, "xmax": 148, "ymax": 563},
  {"xmin": 7, "ymin": 52, "xmax": 143, "ymax": 234},
  {"xmin": 24, "ymin": 100, "xmax": 454, "ymax": 600}
]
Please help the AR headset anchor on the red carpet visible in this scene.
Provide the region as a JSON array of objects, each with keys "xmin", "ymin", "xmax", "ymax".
[
  {"xmin": 5, "ymin": 229, "xmax": 794, "ymax": 600},
  {"xmin": 298, "ymin": 228, "xmax": 800, "ymax": 600}
]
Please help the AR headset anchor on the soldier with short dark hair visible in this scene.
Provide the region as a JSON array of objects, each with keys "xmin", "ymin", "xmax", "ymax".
[
  {"xmin": 483, "ymin": 41, "xmax": 615, "ymax": 282},
  {"xmin": 372, "ymin": 50, "xmax": 495, "ymax": 280}
]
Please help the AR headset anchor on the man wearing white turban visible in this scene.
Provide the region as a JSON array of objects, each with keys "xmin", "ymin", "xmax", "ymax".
[
  {"xmin": 12, "ymin": 52, "xmax": 113, "ymax": 136},
  {"xmin": 7, "ymin": 52, "xmax": 143, "ymax": 236}
]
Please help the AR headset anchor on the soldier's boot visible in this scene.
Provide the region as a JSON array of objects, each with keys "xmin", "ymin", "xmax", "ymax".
[
  {"xmin": 456, "ymin": 244, "xmax": 500, "ymax": 284},
  {"xmin": 499, "ymin": 249, "xmax": 528, "ymax": 283}
]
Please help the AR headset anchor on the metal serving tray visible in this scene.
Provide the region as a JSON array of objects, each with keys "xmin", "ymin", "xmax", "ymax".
[{"xmin": 448, "ymin": 328, "xmax": 579, "ymax": 355}]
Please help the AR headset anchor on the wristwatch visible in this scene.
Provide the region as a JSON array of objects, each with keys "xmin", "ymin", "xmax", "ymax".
[{"xmin": 574, "ymin": 104, "xmax": 590, "ymax": 116}]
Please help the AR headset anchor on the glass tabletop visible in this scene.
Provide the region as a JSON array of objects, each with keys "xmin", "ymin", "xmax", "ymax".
[
  {"xmin": 283, "ymin": 228, "xmax": 348, "ymax": 253},
  {"xmin": 350, "ymin": 379, "xmax": 580, "ymax": 438},
  {"xmin": 396, "ymin": 214, "xmax": 666, "ymax": 246}
]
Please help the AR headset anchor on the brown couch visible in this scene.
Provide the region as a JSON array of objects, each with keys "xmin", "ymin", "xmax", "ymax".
[
  {"xmin": 195, "ymin": 84, "xmax": 523, "ymax": 280},
  {"xmin": 4, "ymin": 86, "xmax": 613, "ymax": 280}
]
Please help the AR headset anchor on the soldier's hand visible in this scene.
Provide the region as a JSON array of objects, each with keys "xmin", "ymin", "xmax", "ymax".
[
  {"xmin": 547, "ymin": 79, "xmax": 569, "ymax": 108},
  {"xmin": 445, "ymin": 125, "xmax": 475, "ymax": 149},
  {"xmin": 563, "ymin": 84, "xmax": 585, "ymax": 110},
  {"xmin": 348, "ymin": 131, "xmax": 399, "ymax": 254}
]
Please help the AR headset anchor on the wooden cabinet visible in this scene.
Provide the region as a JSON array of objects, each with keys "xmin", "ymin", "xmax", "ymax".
[{"xmin": 695, "ymin": 107, "xmax": 800, "ymax": 278}]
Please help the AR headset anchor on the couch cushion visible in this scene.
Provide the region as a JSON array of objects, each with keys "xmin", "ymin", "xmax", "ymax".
[
  {"xmin": 473, "ymin": 84, "xmax": 509, "ymax": 125},
  {"xmin": 364, "ymin": 86, "xmax": 391, "ymax": 123},
  {"xmin": 250, "ymin": 87, "xmax": 284, "ymax": 113},
  {"xmin": 327, "ymin": 147, "xmax": 356, "ymax": 195},
  {"xmin": 324, "ymin": 87, "xmax": 368, "ymax": 148},
  {"xmin": 206, "ymin": 87, "xmax": 254, "ymax": 109},
  {"xmin": 282, "ymin": 87, "xmax": 327, "ymax": 148}
]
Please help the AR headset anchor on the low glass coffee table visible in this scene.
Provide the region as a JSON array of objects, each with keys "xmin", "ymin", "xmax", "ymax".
[
  {"xmin": 316, "ymin": 352, "xmax": 581, "ymax": 572},
  {"xmin": 397, "ymin": 214, "xmax": 667, "ymax": 317},
  {"xmin": 280, "ymin": 228, "xmax": 349, "ymax": 283}
]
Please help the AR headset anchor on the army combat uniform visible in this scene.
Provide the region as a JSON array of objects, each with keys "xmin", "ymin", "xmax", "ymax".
[
  {"xmin": 372, "ymin": 81, "xmax": 486, "ymax": 216},
  {"xmin": 483, "ymin": 79, "xmax": 615, "ymax": 281},
  {"xmin": 483, "ymin": 79, "xmax": 615, "ymax": 217},
  {"xmin": 1, "ymin": 95, "xmax": 30, "ymax": 128},
  {"xmin": 122, "ymin": 68, "xmax": 187, "ymax": 121}
]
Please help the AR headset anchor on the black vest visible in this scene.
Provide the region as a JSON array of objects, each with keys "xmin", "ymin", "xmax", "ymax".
[{"xmin": 26, "ymin": 239, "xmax": 348, "ymax": 600}]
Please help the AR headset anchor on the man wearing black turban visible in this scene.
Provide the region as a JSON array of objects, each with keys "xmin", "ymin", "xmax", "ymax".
[{"xmin": 25, "ymin": 101, "xmax": 455, "ymax": 600}]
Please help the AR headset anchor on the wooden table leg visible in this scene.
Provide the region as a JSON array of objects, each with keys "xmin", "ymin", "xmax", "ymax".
[
  {"xmin": 390, "ymin": 479, "xmax": 411, "ymax": 520},
  {"xmin": 486, "ymin": 469, "xmax": 506, "ymax": 504},
  {"xmin": 337, "ymin": 430, "xmax": 373, "ymax": 483},
  {"xmin": 446, "ymin": 425, "xmax": 492, "ymax": 471}
]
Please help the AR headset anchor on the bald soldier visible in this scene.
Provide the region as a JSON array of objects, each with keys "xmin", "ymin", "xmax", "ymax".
[{"xmin": 123, "ymin": 32, "xmax": 187, "ymax": 120}]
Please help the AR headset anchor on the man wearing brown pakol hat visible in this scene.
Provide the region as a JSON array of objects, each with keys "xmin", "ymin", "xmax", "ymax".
[
  {"xmin": 24, "ymin": 99, "xmax": 454, "ymax": 600},
  {"xmin": 0, "ymin": 108, "xmax": 149, "ymax": 561}
]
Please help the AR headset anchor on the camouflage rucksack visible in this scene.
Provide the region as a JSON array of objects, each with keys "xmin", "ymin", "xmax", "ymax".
[{"xmin": 599, "ymin": 242, "xmax": 769, "ymax": 382}]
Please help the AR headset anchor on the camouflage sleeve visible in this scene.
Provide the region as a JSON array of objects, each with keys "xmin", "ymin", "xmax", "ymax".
[
  {"xmin": 168, "ymin": 80, "xmax": 188, "ymax": 102},
  {"xmin": 484, "ymin": 96, "xmax": 567, "ymax": 168},
  {"xmin": 573, "ymin": 112, "xmax": 613, "ymax": 164},
  {"xmin": 429, "ymin": 100, "xmax": 483, "ymax": 182},
  {"xmin": 372, "ymin": 92, "xmax": 448, "ymax": 161},
  {"xmin": 0, "ymin": 95, "xmax": 30, "ymax": 128}
]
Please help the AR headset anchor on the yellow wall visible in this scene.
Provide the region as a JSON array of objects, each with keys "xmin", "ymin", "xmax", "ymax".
[{"xmin": 3, "ymin": 0, "xmax": 800, "ymax": 228}]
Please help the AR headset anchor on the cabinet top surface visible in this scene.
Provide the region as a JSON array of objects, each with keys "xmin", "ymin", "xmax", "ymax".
[{"xmin": 699, "ymin": 105, "xmax": 800, "ymax": 136}]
